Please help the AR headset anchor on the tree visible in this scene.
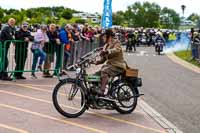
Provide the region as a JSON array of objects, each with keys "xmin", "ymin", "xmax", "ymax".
[
  {"xmin": 160, "ymin": 7, "xmax": 180, "ymax": 29},
  {"xmin": 187, "ymin": 13, "xmax": 200, "ymax": 23},
  {"xmin": 112, "ymin": 11, "xmax": 125, "ymax": 25},
  {"xmin": 0, "ymin": 9, "xmax": 4, "ymax": 21},
  {"xmin": 5, "ymin": 9, "xmax": 19, "ymax": 15},
  {"xmin": 61, "ymin": 10, "xmax": 73, "ymax": 20},
  {"xmin": 26, "ymin": 9, "xmax": 34, "ymax": 18},
  {"xmin": 124, "ymin": 2, "xmax": 161, "ymax": 27}
]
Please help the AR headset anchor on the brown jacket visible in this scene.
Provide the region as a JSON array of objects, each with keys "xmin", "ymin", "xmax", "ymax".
[{"xmin": 99, "ymin": 39, "xmax": 126, "ymax": 69}]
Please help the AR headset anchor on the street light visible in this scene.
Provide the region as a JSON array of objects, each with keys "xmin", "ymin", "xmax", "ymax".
[
  {"xmin": 181, "ymin": 5, "xmax": 186, "ymax": 30},
  {"xmin": 181, "ymin": 5, "xmax": 186, "ymax": 17}
]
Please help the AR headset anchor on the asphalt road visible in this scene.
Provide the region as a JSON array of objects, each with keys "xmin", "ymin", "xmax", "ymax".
[
  {"xmin": 0, "ymin": 69, "xmax": 165, "ymax": 133},
  {"xmin": 125, "ymin": 46, "xmax": 200, "ymax": 133}
]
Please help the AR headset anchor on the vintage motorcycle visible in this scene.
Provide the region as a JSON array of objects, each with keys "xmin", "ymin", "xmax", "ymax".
[
  {"xmin": 52, "ymin": 48, "xmax": 143, "ymax": 118},
  {"xmin": 155, "ymin": 40, "xmax": 164, "ymax": 55}
]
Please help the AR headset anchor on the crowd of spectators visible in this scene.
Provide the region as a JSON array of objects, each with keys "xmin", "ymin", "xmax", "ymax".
[
  {"xmin": 0, "ymin": 18, "xmax": 103, "ymax": 81},
  {"xmin": 0, "ymin": 18, "xmax": 198, "ymax": 81}
]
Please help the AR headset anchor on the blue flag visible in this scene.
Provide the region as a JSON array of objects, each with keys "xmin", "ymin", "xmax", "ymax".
[{"xmin": 101, "ymin": 0, "xmax": 112, "ymax": 29}]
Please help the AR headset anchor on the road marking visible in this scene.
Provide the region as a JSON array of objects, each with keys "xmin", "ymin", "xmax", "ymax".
[
  {"xmin": 0, "ymin": 82, "xmax": 145, "ymax": 115},
  {"xmin": 0, "ymin": 123, "xmax": 29, "ymax": 133},
  {"xmin": 0, "ymin": 103, "xmax": 106, "ymax": 133},
  {"xmin": 167, "ymin": 53, "xmax": 200, "ymax": 74},
  {"xmin": 0, "ymin": 82, "xmax": 53, "ymax": 87},
  {"xmin": 0, "ymin": 90, "xmax": 79, "ymax": 111},
  {"xmin": 0, "ymin": 89, "xmax": 166, "ymax": 133},
  {"xmin": 17, "ymin": 84, "xmax": 52, "ymax": 93},
  {"xmin": 126, "ymin": 51, "xmax": 152, "ymax": 57},
  {"xmin": 140, "ymin": 51, "xmax": 147, "ymax": 56},
  {"xmin": 18, "ymin": 84, "xmax": 54, "ymax": 88}
]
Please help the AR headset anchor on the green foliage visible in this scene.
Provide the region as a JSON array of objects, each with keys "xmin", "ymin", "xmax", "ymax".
[
  {"xmin": 0, "ymin": 9, "xmax": 4, "ymax": 21},
  {"xmin": 5, "ymin": 9, "xmax": 19, "ymax": 15},
  {"xmin": 0, "ymin": 4, "xmax": 196, "ymax": 29},
  {"xmin": 26, "ymin": 9, "xmax": 34, "ymax": 18},
  {"xmin": 160, "ymin": 7, "xmax": 180, "ymax": 29},
  {"xmin": 113, "ymin": 1, "xmax": 181, "ymax": 29},
  {"xmin": 113, "ymin": 11, "xmax": 125, "ymax": 25},
  {"xmin": 75, "ymin": 19, "xmax": 86, "ymax": 24},
  {"xmin": 0, "ymin": 6, "xmax": 77, "ymax": 25},
  {"xmin": 58, "ymin": 18, "xmax": 68, "ymax": 27},
  {"xmin": 61, "ymin": 10, "xmax": 73, "ymax": 20},
  {"xmin": 187, "ymin": 13, "xmax": 200, "ymax": 23},
  {"xmin": 124, "ymin": 2, "xmax": 161, "ymax": 28}
]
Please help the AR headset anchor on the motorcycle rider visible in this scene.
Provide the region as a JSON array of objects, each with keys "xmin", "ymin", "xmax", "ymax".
[
  {"xmin": 155, "ymin": 32, "xmax": 165, "ymax": 53},
  {"xmin": 93, "ymin": 29, "xmax": 126, "ymax": 96},
  {"xmin": 134, "ymin": 30, "xmax": 139, "ymax": 46},
  {"xmin": 126, "ymin": 30, "xmax": 136, "ymax": 52},
  {"xmin": 149, "ymin": 29, "xmax": 156, "ymax": 46}
]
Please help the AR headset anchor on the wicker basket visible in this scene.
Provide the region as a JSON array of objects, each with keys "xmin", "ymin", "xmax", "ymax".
[{"xmin": 125, "ymin": 68, "xmax": 138, "ymax": 77}]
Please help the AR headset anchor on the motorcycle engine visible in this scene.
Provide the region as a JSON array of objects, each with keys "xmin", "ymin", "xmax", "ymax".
[{"xmin": 89, "ymin": 82, "xmax": 100, "ymax": 94}]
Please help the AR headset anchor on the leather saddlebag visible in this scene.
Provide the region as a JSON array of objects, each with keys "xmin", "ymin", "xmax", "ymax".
[{"xmin": 125, "ymin": 68, "xmax": 138, "ymax": 77}]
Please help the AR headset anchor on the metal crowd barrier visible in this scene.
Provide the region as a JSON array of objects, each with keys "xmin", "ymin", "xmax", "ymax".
[
  {"xmin": 66, "ymin": 38, "xmax": 100, "ymax": 68},
  {"xmin": 0, "ymin": 42, "xmax": 2, "ymax": 72},
  {"xmin": 0, "ymin": 40, "xmax": 64, "ymax": 79},
  {"xmin": 0, "ymin": 37, "xmax": 100, "ymax": 80}
]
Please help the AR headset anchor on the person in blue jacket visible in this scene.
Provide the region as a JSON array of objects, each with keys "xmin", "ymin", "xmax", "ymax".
[{"xmin": 59, "ymin": 25, "xmax": 71, "ymax": 70}]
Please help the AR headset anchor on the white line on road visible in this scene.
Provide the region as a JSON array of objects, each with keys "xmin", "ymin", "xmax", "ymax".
[{"xmin": 0, "ymin": 123, "xmax": 29, "ymax": 133}]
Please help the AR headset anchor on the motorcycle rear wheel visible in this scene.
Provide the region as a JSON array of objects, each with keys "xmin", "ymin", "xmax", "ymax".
[{"xmin": 114, "ymin": 82, "xmax": 138, "ymax": 114}]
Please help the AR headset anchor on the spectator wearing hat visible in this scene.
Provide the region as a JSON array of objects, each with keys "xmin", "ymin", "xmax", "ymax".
[
  {"xmin": 31, "ymin": 25, "xmax": 49, "ymax": 78},
  {"xmin": 14, "ymin": 22, "xmax": 34, "ymax": 79},
  {"xmin": 0, "ymin": 18, "xmax": 16, "ymax": 81}
]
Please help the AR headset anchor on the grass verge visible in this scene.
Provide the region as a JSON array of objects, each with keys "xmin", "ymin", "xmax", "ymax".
[{"xmin": 174, "ymin": 50, "xmax": 200, "ymax": 68}]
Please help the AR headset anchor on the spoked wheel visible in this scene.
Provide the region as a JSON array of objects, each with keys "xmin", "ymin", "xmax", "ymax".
[
  {"xmin": 114, "ymin": 82, "xmax": 138, "ymax": 114},
  {"xmin": 52, "ymin": 80, "xmax": 86, "ymax": 118}
]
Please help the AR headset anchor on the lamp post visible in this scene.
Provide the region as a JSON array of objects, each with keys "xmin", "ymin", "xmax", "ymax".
[
  {"xmin": 181, "ymin": 5, "xmax": 186, "ymax": 30},
  {"xmin": 181, "ymin": 5, "xmax": 186, "ymax": 17}
]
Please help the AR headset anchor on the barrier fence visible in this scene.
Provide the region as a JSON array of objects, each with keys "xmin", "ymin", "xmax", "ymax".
[
  {"xmin": 0, "ymin": 42, "xmax": 2, "ymax": 72},
  {"xmin": 0, "ymin": 38, "xmax": 100, "ymax": 80}
]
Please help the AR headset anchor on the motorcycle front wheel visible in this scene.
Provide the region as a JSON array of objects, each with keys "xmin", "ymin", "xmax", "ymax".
[{"xmin": 52, "ymin": 79, "xmax": 86, "ymax": 118}]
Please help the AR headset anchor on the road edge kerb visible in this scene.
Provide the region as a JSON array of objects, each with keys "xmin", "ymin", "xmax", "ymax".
[
  {"xmin": 166, "ymin": 53, "xmax": 200, "ymax": 74},
  {"xmin": 139, "ymin": 100, "xmax": 183, "ymax": 133}
]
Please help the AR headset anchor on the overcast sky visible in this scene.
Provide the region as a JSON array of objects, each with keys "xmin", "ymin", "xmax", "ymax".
[{"xmin": 0, "ymin": 0, "xmax": 199, "ymax": 17}]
